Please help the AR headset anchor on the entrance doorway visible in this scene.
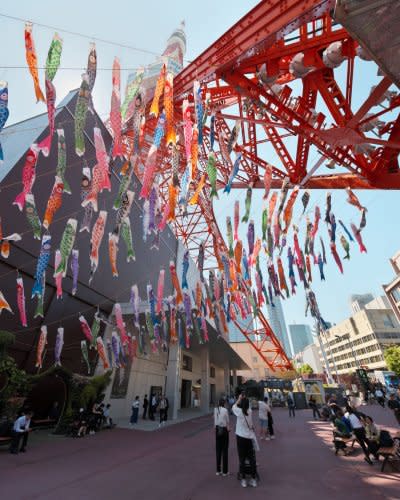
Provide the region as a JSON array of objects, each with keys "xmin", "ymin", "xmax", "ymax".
[
  {"xmin": 150, "ymin": 385, "xmax": 163, "ymax": 399},
  {"xmin": 181, "ymin": 379, "xmax": 192, "ymax": 408}
]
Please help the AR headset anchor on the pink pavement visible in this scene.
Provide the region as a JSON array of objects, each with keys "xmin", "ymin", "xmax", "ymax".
[{"xmin": 0, "ymin": 404, "xmax": 399, "ymax": 500}]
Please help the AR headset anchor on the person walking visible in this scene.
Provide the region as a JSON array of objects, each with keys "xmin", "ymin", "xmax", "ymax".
[
  {"xmin": 266, "ymin": 397, "xmax": 275, "ymax": 439},
  {"xmin": 258, "ymin": 397, "xmax": 269, "ymax": 440},
  {"xmin": 388, "ymin": 394, "xmax": 400, "ymax": 425},
  {"xmin": 9, "ymin": 410, "xmax": 33, "ymax": 454},
  {"xmin": 214, "ymin": 398, "xmax": 230, "ymax": 476},
  {"xmin": 232, "ymin": 394, "xmax": 258, "ymax": 488},
  {"xmin": 375, "ymin": 387, "xmax": 385, "ymax": 408},
  {"xmin": 149, "ymin": 393, "xmax": 158, "ymax": 421},
  {"xmin": 159, "ymin": 395, "xmax": 169, "ymax": 427},
  {"xmin": 142, "ymin": 395, "xmax": 149, "ymax": 420},
  {"xmin": 130, "ymin": 396, "xmax": 140, "ymax": 426},
  {"xmin": 308, "ymin": 395, "xmax": 321, "ymax": 419},
  {"xmin": 287, "ymin": 392, "xmax": 296, "ymax": 418},
  {"xmin": 103, "ymin": 404, "xmax": 113, "ymax": 428}
]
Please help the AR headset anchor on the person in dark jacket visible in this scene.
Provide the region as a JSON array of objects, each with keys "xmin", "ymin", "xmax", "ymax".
[{"xmin": 142, "ymin": 395, "xmax": 149, "ymax": 420}]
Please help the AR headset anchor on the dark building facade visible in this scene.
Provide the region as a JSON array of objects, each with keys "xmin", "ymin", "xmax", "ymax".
[{"xmin": 0, "ymin": 90, "xmax": 176, "ymax": 374}]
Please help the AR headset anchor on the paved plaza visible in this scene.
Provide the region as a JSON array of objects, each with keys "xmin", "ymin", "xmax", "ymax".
[{"xmin": 1, "ymin": 405, "xmax": 399, "ymax": 500}]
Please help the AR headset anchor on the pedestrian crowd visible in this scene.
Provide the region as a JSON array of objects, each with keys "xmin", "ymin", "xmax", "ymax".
[
  {"xmin": 312, "ymin": 390, "xmax": 400, "ymax": 465},
  {"xmin": 130, "ymin": 393, "xmax": 169, "ymax": 427}
]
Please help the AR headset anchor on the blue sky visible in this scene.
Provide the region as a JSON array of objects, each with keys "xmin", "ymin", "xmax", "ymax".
[{"xmin": 1, "ymin": 1, "xmax": 399, "ymax": 332}]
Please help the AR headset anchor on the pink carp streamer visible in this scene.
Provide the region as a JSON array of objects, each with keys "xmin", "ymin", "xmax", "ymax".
[
  {"xmin": 110, "ymin": 57, "xmax": 123, "ymax": 159},
  {"xmin": 16, "ymin": 275, "xmax": 27, "ymax": 327}
]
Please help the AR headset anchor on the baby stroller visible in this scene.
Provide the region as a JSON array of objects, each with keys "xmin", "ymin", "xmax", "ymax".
[{"xmin": 237, "ymin": 447, "xmax": 260, "ymax": 482}]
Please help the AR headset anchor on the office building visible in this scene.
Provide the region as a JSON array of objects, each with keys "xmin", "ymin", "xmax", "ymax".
[
  {"xmin": 383, "ymin": 250, "xmax": 400, "ymax": 323},
  {"xmin": 318, "ymin": 296, "xmax": 400, "ymax": 375},
  {"xmin": 350, "ymin": 293, "xmax": 374, "ymax": 314},
  {"xmin": 288, "ymin": 324, "xmax": 313, "ymax": 356}
]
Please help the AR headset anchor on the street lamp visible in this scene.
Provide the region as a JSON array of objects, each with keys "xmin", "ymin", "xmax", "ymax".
[{"xmin": 335, "ymin": 334, "xmax": 360, "ymax": 369}]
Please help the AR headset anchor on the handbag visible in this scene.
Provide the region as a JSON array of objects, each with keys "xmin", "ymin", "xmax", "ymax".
[
  {"xmin": 216, "ymin": 425, "xmax": 225, "ymax": 437},
  {"xmin": 215, "ymin": 408, "xmax": 226, "ymax": 437},
  {"xmin": 244, "ymin": 414, "xmax": 260, "ymax": 452}
]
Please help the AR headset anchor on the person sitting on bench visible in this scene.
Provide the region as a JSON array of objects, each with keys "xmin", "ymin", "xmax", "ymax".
[
  {"xmin": 364, "ymin": 416, "xmax": 380, "ymax": 460},
  {"xmin": 332, "ymin": 410, "xmax": 352, "ymax": 455}
]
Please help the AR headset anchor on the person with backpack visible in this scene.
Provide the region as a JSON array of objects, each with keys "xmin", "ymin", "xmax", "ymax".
[
  {"xmin": 214, "ymin": 398, "xmax": 230, "ymax": 476},
  {"xmin": 232, "ymin": 394, "xmax": 258, "ymax": 488},
  {"xmin": 287, "ymin": 392, "xmax": 295, "ymax": 418}
]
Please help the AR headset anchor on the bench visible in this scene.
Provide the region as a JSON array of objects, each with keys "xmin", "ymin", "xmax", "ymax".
[
  {"xmin": 333, "ymin": 434, "xmax": 356, "ymax": 455},
  {"xmin": 378, "ymin": 440, "xmax": 400, "ymax": 473},
  {"xmin": 32, "ymin": 418, "xmax": 56, "ymax": 429},
  {"xmin": 0, "ymin": 436, "xmax": 11, "ymax": 446}
]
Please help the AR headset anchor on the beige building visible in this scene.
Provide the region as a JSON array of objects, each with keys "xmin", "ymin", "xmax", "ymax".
[
  {"xmin": 230, "ymin": 342, "xmax": 275, "ymax": 381},
  {"xmin": 319, "ymin": 297, "xmax": 400, "ymax": 375},
  {"xmin": 383, "ymin": 250, "xmax": 400, "ymax": 323}
]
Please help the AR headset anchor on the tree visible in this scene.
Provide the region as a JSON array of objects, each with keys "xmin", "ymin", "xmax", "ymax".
[
  {"xmin": 298, "ymin": 364, "xmax": 314, "ymax": 375},
  {"xmin": 384, "ymin": 346, "xmax": 400, "ymax": 375}
]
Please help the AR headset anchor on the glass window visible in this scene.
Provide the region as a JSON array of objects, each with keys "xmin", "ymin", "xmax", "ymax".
[
  {"xmin": 391, "ymin": 286, "xmax": 400, "ymax": 302},
  {"xmin": 210, "ymin": 366, "xmax": 216, "ymax": 378},
  {"xmin": 182, "ymin": 355, "xmax": 192, "ymax": 372}
]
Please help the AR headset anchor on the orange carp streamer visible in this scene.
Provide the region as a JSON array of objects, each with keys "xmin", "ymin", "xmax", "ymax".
[
  {"xmin": 167, "ymin": 183, "xmax": 177, "ymax": 222},
  {"xmin": 164, "ymin": 73, "xmax": 176, "ymax": 145},
  {"xmin": 282, "ymin": 186, "xmax": 299, "ymax": 233},
  {"xmin": 24, "ymin": 22, "xmax": 45, "ymax": 103},
  {"xmin": 150, "ymin": 63, "xmax": 166, "ymax": 118},
  {"xmin": 188, "ymin": 174, "xmax": 205, "ymax": 205},
  {"xmin": 277, "ymin": 257, "xmax": 289, "ymax": 298},
  {"xmin": 191, "ymin": 126, "xmax": 199, "ymax": 180},
  {"xmin": 169, "ymin": 261, "xmax": 183, "ymax": 305}
]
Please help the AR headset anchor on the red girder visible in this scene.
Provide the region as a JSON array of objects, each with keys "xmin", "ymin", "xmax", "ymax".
[
  {"xmin": 174, "ymin": 0, "xmax": 336, "ymax": 96},
  {"xmin": 122, "ymin": 0, "xmax": 400, "ymax": 373},
  {"xmin": 295, "ymin": 77, "xmax": 317, "ymax": 178}
]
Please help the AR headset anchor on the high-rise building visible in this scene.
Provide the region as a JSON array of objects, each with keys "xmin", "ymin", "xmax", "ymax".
[
  {"xmin": 265, "ymin": 296, "xmax": 292, "ymax": 357},
  {"xmin": 123, "ymin": 22, "xmax": 186, "ymax": 115},
  {"xmin": 383, "ymin": 250, "xmax": 400, "ymax": 323},
  {"xmin": 350, "ymin": 293, "xmax": 374, "ymax": 314},
  {"xmin": 288, "ymin": 324, "xmax": 313, "ymax": 356}
]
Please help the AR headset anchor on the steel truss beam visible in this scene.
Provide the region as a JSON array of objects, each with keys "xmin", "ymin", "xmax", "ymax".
[{"xmin": 123, "ymin": 0, "xmax": 400, "ymax": 372}]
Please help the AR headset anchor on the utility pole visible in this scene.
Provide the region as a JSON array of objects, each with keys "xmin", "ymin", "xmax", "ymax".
[
  {"xmin": 321, "ymin": 329, "xmax": 341, "ymax": 385},
  {"xmin": 315, "ymin": 323, "xmax": 334, "ymax": 385}
]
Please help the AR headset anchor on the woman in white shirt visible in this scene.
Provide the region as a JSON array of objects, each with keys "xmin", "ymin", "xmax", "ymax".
[
  {"xmin": 232, "ymin": 394, "xmax": 258, "ymax": 488},
  {"xmin": 214, "ymin": 398, "xmax": 230, "ymax": 476}
]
